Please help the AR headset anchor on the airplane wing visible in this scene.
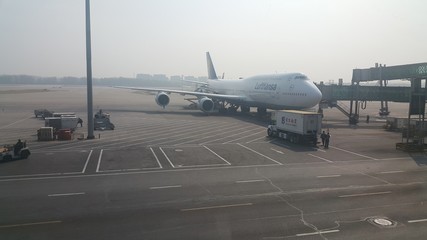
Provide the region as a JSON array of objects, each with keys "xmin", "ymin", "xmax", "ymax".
[
  {"xmin": 113, "ymin": 86, "xmax": 246, "ymax": 102},
  {"xmin": 182, "ymin": 79, "xmax": 208, "ymax": 85}
]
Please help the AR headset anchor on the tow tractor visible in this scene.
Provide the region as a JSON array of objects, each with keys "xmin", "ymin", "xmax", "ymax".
[{"xmin": 0, "ymin": 141, "xmax": 31, "ymax": 161}]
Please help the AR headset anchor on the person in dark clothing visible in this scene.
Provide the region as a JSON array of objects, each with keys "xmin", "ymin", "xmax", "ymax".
[
  {"xmin": 78, "ymin": 118, "xmax": 83, "ymax": 127},
  {"xmin": 320, "ymin": 131, "xmax": 326, "ymax": 146},
  {"xmin": 366, "ymin": 115, "xmax": 370, "ymax": 123},
  {"xmin": 14, "ymin": 139, "xmax": 24, "ymax": 155},
  {"xmin": 324, "ymin": 132, "xmax": 331, "ymax": 148}
]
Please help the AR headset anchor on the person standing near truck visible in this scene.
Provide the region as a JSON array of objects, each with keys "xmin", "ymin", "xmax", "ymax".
[
  {"xmin": 320, "ymin": 131, "xmax": 326, "ymax": 146},
  {"xmin": 78, "ymin": 118, "xmax": 83, "ymax": 127},
  {"xmin": 324, "ymin": 132, "xmax": 331, "ymax": 148}
]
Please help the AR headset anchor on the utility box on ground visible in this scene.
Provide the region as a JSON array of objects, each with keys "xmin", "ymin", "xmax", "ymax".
[{"xmin": 37, "ymin": 127, "xmax": 54, "ymax": 141}]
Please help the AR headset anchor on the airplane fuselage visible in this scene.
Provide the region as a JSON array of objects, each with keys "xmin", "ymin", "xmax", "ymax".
[{"xmin": 208, "ymin": 73, "xmax": 322, "ymax": 110}]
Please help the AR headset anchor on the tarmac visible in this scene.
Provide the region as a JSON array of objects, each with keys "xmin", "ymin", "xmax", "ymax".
[{"xmin": 1, "ymin": 85, "xmax": 427, "ymax": 239}]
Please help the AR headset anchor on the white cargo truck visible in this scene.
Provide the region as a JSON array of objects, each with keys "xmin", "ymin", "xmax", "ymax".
[
  {"xmin": 267, "ymin": 110, "xmax": 322, "ymax": 145},
  {"xmin": 45, "ymin": 116, "xmax": 78, "ymax": 131}
]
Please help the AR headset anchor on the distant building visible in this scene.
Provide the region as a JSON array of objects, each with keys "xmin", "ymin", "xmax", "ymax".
[
  {"xmin": 136, "ymin": 73, "xmax": 206, "ymax": 83},
  {"xmin": 184, "ymin": 76, "xmax": 197, "ymax": 81},
  {"xmin": 153, "ymin": 74, "xmax": 168, "ymax": 81},
  {"xmin": 197, "ymin": 76, "xmax": 208, "ymax": 82},
  {"xmin": 136, "ymin": 74, "xmax": 152, "ymax": 81},
  {"xmin": 170, "ymin": 75, "xmax": 183, "ymax": 81}
]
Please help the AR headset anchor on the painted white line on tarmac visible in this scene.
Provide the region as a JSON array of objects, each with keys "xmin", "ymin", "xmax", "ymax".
[
  {"xmin": 237, "ymin": 143, "xmax": 283, "ymax": 165},
  {"xmin": 150, "ymin": 147, "xmax": 163, "ymax": 169},
  {"xmin": 0, "ymin": 163, "xmax": 289, "ymax": 182},
  {"xmin": 308, "ymin": 154, "xmax": 333, "ymax": 163},
  {"xmin": 296, "ymin": 229, "xmax": 339, "ymax": 237},
  {"xmin": 82, "ymin": 150, "xmax": 93, "ymax": 173},
  {"xmin": 246, "ymin": 135, "xmax": 268, "ymax": 144},
  {"xmin": 339, "ymin": 191, "xmax": 391, "ymax": 198},
  {"xmin": 408, "ymin": 219, "xmax": 427, "ymax": 223},
  {"xmin": 0, "ymin": 220, "xmax": 62, "ymax": 228},
  {"xmin": 96, "ymin": 149, "xmax": 104, "ymax": 172},
  {"xmin": 0, "ymin": 115, "xmax": 32, "ymax": 130},
  {"xmin": 236, "ymin": 179, "xmax": 265, "ymax": 183},
  {"xmin": 271, "ymin": 141, "xmax": 291, "ymax": 149},
  {"xmin": 48, "ymin": 192, "xmax": 85, "ymax": 197},
  {"xmin": 270, "ymin": 148, "xmax": 284, "ymax": 154},
  {"xmin": 379, "ymin": 170, "xmax": 404, "ymax": 174},
  {"xmin": 150, "ymin": 185, "xmax": 182, "ymax": 190},
  {"xmin": 175, "ymin": 163, "xmax": 229, "ymax": 168},
  {"xmin": 159, "ymin": 147, "xmax": 175, "ymax": 168},
  {"xmin": 201, "ymin": 127, "xmax": 256, "ymax": 145},
  {"xmin": 330, "ymin": 146, "xmax": 378, "ymax": 160},
  {"xmin": 0, "ymin": 172, "xmax": 77, "ymax": 179},
  {"xmin": 181, "ymin": 203, "xmax": 253, "ymax": 212},
  {"xmin": 317, "ymin": 175, "xmax": 341, "ymax": 178},
  {"xmin": 222, "ymin": 130, "xmax": 265, "ymax": 144},
  {"xmin": 203, "ymin": 145, "xmax": 231, "ymax": 165}
]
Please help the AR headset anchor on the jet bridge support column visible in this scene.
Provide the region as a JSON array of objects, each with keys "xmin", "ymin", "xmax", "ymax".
[
  {"xmin": 397, "ymin": 78, "xmax": 427, "ymax": 151},
  {"xmin": 406, "ymin": 79, "xmax": 426, "ymax": 144},
  {"xmin": 379, "ymin": 64, "xmax": 390, "ymax": 117},
  {"xmin": 349, "ymin": 80, "xmax": 359, "ymax": 125}
]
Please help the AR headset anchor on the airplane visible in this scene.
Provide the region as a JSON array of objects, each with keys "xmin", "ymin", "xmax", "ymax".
[{"xmin": 115, "ymin": 52, "xmax": 322, "ymax": 114}]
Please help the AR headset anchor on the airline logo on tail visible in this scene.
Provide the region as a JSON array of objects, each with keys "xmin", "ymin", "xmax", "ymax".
[{"xmin": 206, "ymin": 52, "xmax": 218, "ymax": 80}]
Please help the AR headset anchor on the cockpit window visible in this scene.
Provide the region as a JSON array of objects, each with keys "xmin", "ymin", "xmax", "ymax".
[{"xmin": 294, "ymin": 75, "xmax": 308, "ymax": 80}]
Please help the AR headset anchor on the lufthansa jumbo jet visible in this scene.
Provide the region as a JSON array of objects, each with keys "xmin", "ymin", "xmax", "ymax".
[{"xmin": 115, "ymin": 52, "xmax": 322, "ymax": 114}]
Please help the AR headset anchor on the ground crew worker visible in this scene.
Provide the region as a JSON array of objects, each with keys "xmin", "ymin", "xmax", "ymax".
[
  {"xmin": 14, "ymin": 139, "xmax": 24, "ymax": 155},
  {"xmin": 325, "ymin": 132, "xmax": 331, "ymax": 148},
  {"xmin": 320, "ymin": 131, "xmax": 326, "ymax": 146},
  {"xmin": 78, "ymin": 118, "xmax": 83, "ymax": 127}
]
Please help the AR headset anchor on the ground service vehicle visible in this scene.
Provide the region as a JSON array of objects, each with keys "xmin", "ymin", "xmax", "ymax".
[
  {"xmin": 267, "ymin": 110, "xmax": 322, "ymax": 145},
  {"xmin": 0, "ymin": 142, "xmax": 31, "ymax": 161},
  {"xmin": 34, "ymin": 109, "xmax": 53, "ymax": 118},
  {"xmin": 94, "ymin": 110, "xmax": 115, "ymax": 130}
]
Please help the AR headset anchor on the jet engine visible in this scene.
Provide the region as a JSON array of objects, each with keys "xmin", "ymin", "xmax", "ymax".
[
  {"xmin": 155, "ymin": 92, "xmax": 170, "ymax": 108},
  {"xmin": 198, "ymin": 97, "xmax": 215, "ymax": 112}
]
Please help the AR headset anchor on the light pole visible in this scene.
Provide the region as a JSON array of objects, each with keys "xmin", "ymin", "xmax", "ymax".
[{"xmin": 85, "ymin": 0, "xmax": 94, "ymax": 139}]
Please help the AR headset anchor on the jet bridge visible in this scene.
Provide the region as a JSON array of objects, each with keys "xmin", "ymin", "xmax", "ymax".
[
  {"xmin": 318, "ymin": 62, "xmax": 427, "ymax": 122},
  {"xmin": 318, "ymin": 62, "xmax": 427, "ymax": 151},
  {"xmin": 350, "ymin": 62, "xmax": 427, "ymax": 122}
]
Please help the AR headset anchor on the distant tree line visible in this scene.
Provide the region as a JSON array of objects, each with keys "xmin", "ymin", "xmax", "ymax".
[{"xmin": 0, "ymin": 75, "xmax": 184, "ymax": 87}]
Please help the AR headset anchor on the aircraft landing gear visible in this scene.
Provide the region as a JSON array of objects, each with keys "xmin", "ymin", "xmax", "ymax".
[
  {"xmin": 228, "ymin": 105, "xmax": 239, "ymax": 113},
  {"xmin": 240, "ymin": 106, "xmax": 250, "ymax": 113},
  {"xmin": 257, "ymin": 107, "xmax": 267, "ymax": 115}
]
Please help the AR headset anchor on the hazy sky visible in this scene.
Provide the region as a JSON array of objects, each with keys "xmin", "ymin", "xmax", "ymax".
[{"xmin": 1, "ymin": 0, "xmax": 426, "ymax": 82}]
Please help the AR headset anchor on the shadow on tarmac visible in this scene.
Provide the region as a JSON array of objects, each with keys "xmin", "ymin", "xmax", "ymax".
[{"xmin": 105, "ymin": 108, "xmax": 271, "ymax": 127}]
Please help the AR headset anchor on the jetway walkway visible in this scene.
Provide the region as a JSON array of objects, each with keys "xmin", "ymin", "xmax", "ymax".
[
  {"xmin": 317, "ymin": 62, "xmax": 427, "ymax": 124},
  {"xmin": 317, "ymin": 84, "xmax": 412, "ymax": 103},
  {"xmin": 317, "ymin": 62, "xmax": 427, "ymax": 150},
  {"xmin": 317, "ymin": 84, "xmax": 413, "ymax": 119}
]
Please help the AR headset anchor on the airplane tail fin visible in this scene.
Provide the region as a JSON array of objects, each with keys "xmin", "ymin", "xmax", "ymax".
[{"xmin": 206, "ymin": 52, "xmax": 218, "ymax": 80}]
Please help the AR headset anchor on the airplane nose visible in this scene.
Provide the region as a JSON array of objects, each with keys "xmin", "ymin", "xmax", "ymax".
[
  {"xmin": 307, "ymin": 82, "xmax": 322, "ymax": 107},
  {"xmin": 314, "ymin": 86, "xmax": 322, "ymax": 103}
]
